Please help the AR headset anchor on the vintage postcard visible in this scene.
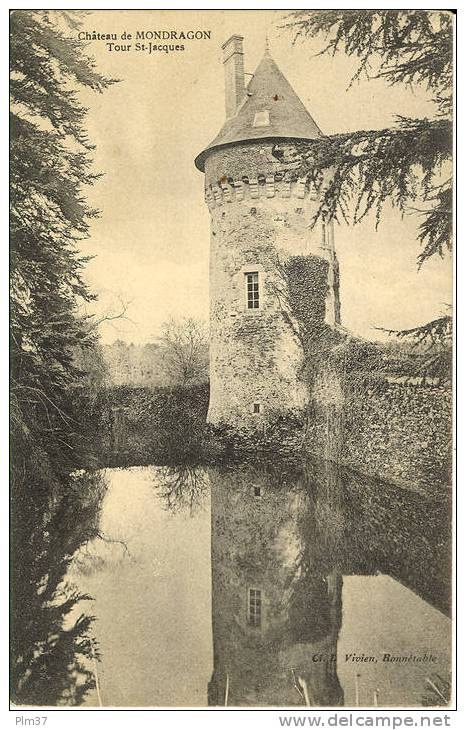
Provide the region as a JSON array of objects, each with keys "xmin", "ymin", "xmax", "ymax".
[{"xmin": 10, "ymin": 8, "xmax": 454, "ymax": 713}]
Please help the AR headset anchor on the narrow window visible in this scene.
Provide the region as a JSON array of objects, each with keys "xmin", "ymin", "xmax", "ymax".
[
  {"xmin": 254, "ymin": 486, "xmax": 261, "ymax": 497},
  {"xmin": 253, "ymin": 402, "xmax": 261, "ymax": 414},
  {"xmin": 246, "ymin": 272, "xmax": 259, "ymax": 309},
  {"xmin": 248, "ymin": 588, "xmax": 262, "ymax": 627}
]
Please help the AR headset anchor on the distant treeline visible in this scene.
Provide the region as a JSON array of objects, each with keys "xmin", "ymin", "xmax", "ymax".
[
  {"xmin": 96, "ymin": 318, "xmax": 209, "ymax": 388},
  {"xmin": 102, "ymin": 340, "xmax": 170, "ymax": 387}
]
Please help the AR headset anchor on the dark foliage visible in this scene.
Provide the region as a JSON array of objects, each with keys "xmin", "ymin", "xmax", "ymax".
[
  {"xmin": 376, "ymin": 313, "xmax": 453, "ymax": 383},
  {"xmin": 154, "ymin": 465, "xmax": 210, "ymax": 515},
  {"xmin": 101, "ymin": 383, "xmax": 210, "ymax": 465},
  {"xmin": 281, "ymin": 10, "xmax": 453, "ymax": 267},
  {"xmin": 10, "ymin": 10, "xmax": 114, "ymax": 704},
  {"xmin": 283, "ymin": 10, "xmax": 452, "ymax": 107},
  {"xmin": 421, "ymin": 673, "xmax": 451, "ymax": 706},
  {"xmin": 11, "ymin": 468, "xmax": 108, "ymax": 705},
  {"xmin": 302, "ymin": 457, "xmax": 451, "ymax": 615},
  {"xmin": 281, "ymin": 10, "xmax": 453, "ymax": 372}
]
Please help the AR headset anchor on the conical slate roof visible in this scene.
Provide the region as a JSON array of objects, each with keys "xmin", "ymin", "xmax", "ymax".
[{"xmin": 194, "ymin": 52, "xmax": 323, "ymax": 172}]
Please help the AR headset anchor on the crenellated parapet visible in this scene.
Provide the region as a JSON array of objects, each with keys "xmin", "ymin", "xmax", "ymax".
[{"xmin": 205, "ymin": 175, "xmax": 321, "ymax": 210}]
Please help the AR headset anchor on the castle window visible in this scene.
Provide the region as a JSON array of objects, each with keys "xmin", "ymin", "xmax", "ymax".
[
  {"xmin": 248, "ymin": 588, "xmax": 262, "ymax": 627},
  {"xmin": 254, "ymin": 486, "xmax": 261, "ymax": 497},
  {"xmin": 253, "ymin": 110, "xmax": 270, "ymax": 127},
  {"xmin": 253, "ymin": 402, "xmax": 261, "ymax": 414},
  {"xmin": 246, "ymin": 272, "xmax": 259, "ymax": 309}
]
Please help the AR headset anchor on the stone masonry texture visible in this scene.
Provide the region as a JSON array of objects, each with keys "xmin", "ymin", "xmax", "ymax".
[{"xmin": 204, "ymin": 142, "xmax": 339, "ymax": 431}]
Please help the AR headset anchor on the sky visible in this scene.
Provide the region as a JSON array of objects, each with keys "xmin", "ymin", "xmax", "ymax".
[{"xmin": 72, "ymin": 9, "xmax": 452, "ymax": 344}]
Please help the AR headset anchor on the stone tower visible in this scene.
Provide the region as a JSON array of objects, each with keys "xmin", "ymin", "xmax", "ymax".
[{"xmin": 195, "ymin": 37, "xmax": 340, "ymax": 433}]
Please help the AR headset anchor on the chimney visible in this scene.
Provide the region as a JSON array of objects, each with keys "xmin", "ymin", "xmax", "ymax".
[{"xmin": 222, "ymin": 35, "xmax": 245, "ymax": 119}]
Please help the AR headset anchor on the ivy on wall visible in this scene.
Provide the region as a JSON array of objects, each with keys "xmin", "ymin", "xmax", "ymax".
[
  {"xmin": 283, "ymin": 256, "xmax": 329, "ymax": 344},
  {"xmin": 270, "ymin": 253, "xmax": 341, "ymax": 389},
  {"xmin": 79, "ymin": 383, "xmax": 210, "ymax": 466}
]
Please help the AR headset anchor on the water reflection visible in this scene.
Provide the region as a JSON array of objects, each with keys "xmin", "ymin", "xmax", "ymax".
[
  {"xmin": 207, "ymin": 458, "xmax": 450, "ymax": 707},
  {"xmin": 208, "ymin": 461, "xmax": 344, "ymax": 706},
  {"xmin": 156, "ymin": 465, "xmax": 209, "ymax": 515},
  {"xmin": 11, "ymin": 456, "xmax": 451, "ymax": 707},
  {"xmin": 10, "ymin": 471, "xmax": 108, "ymax": 706}
]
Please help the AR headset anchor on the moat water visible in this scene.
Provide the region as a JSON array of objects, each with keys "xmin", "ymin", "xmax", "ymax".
[
  {"xmin": 12, "ymin": 457, "xmax": 451, "ymax": 707},
  {"xmin": 60, "ymin": 460, "xmax": 451, "ymax": 708}
]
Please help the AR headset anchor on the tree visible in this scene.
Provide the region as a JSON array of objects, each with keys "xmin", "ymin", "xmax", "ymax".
[
  {"xmin": 10, "ymin": 10, "xmax": 115, "ymax": 704},
  {"xmin": 280, "ymin": 11, "xmax": 453, "ymax": 373},
  {"xmin": 282, "ymin": 10, "xmax": 452, "ymax": 264},
  {"xmin": 10, "ymin": 9, "xmax": 116, "ymax": 471},
  {"xmin": 377, "ymin": 310, "xmax": 453, "ymax": 382},
  {"xmin": 155, "ymin": 465, "xmax": 209, "ymax": 515},
  {"xmin": 159, "ymin": 317, "xmax": 209, "ymax": 385},
  {"xmin": 11, "ymin": 470, "xmax": 108, "ymax": 706},
  {"xmin": 421, "ymin": 673, "xmax": 451, "ymax": 706}
]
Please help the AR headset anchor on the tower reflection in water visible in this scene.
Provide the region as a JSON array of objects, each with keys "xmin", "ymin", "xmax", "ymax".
[{"xmin": 207, "ymin": 460, "xmax": 345, "ymax": 707}]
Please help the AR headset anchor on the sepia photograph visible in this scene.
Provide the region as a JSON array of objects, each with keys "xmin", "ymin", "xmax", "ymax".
[{"xmin": 9, "ymin": 7, "xmax": 454, "ymax": 712}]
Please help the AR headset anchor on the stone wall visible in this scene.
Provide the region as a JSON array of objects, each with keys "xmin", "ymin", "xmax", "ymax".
[{"xmin": 306, "ymin": 372, "xmax": 452, "ymax": 492}]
